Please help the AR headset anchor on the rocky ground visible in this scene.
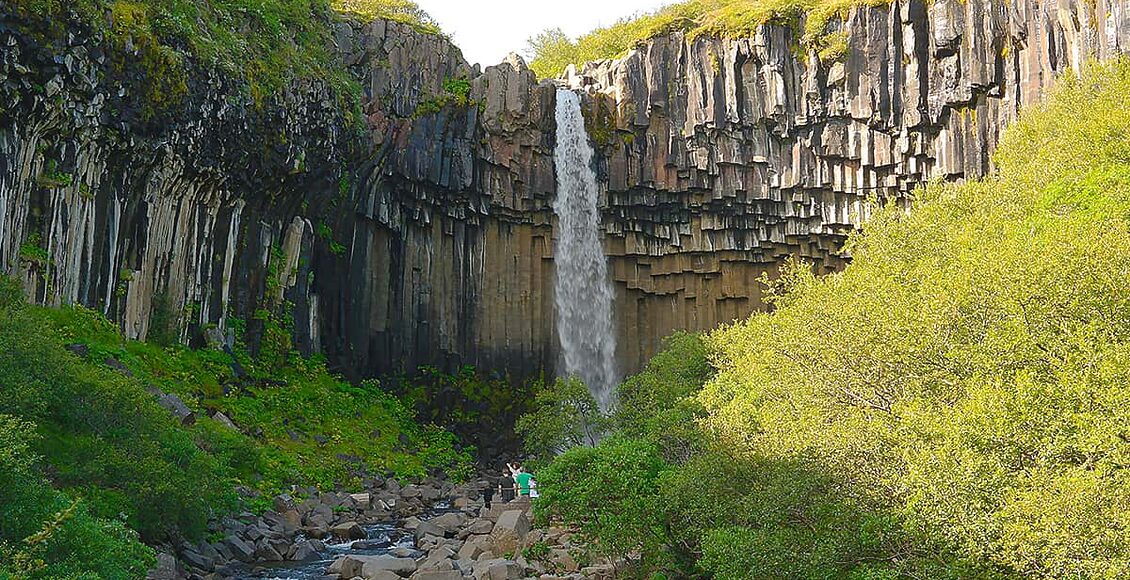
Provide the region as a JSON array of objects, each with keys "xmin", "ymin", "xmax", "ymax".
[{"xmin": 146, "ymin": 477, "xmax": 609, "ymax": 580}]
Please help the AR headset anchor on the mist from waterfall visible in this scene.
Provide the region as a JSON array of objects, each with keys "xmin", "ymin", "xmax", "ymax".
[{"xmin": 552, "ymin": 88, "xmax": 618, "ymax": 410}]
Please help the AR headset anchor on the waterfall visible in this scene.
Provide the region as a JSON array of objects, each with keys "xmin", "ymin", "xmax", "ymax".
[{"xmin": 552, "ymin": 88, "xmax": 618, "ymax": 410}]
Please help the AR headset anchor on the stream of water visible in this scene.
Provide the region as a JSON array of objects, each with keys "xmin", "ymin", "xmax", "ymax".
[
  {"xmin": 238, "ymin": 522, "xmax": 416, "ymax": 580},
  {"xmin": 552, "ymin": 88, "xmax": 619, "ymax": 410}
]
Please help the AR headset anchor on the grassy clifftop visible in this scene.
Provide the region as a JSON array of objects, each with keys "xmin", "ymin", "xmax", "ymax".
[
  {"xmin": 526, "ymin": 0, "xmax": 888, "ymax": 78},
  {"xmin": 7, "ymin": 0, "xmax": 439, "ymax": 109}
]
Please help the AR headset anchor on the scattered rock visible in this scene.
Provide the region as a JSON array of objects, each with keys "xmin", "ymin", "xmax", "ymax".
[
  {"xmin": 330, "ymin": 521, "xmax": 366, "ymax": 542},
  {"xmin": 211, "ymin": 411, "xmax": 238, "ymax": 430},
  {"xmin": 145, "ymin": 552, "xmax": 181, "ymax": 580},
  {"xmin": 489, "ymin": 510, "xmax": 530, "ymax": 555}
]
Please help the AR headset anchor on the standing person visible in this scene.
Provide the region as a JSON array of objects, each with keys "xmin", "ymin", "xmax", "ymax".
[
  {"xmin": 483, "ymin": 478, "xmax": 496, "ymax": 507},
  {"xmin": 501, "ymin": 465, "xmax": 516, "ymax": 501},
  {"xmin": 513, "ymin": 465, "xmax": 534, "ymax": 498}
]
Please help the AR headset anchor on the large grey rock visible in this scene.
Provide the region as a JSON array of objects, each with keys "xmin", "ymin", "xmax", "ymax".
[
  {"xmin": 488, "ymin": 510, "xmax": 530, "ymax": 555},
  {"xmin": 471, "ymin": 559, "xmax": 522, "ymax": 580},
  {"xmin": 225, "ymin": 535, "xmax": 256, "ymax": 562},
  {"xmin": 145, "ymin": 552, "xmax": 181, "ymax": 580},
  {"xmin": 412, "ymin": 571, "xmax": 462, "ymax": 580},
  {"xmin": 330, "ymin": 521, "xmax": 366, "ymax": 542},
  {"xmin": 150, "ymin": 390, "xmax": 196, "ymax": 426},
  {"xmin": 360, "ymin": 555, "xmax": 418, "ymax": 578}
]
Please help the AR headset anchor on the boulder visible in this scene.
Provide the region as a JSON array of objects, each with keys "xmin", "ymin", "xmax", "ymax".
[
  {"xmin": 151, "ymin": 390, "xmax": 196, "ymax": 426},
  {"xmin": 145, "ymin": 552, "xmax": 181, "ymax": 580},
  {"xmin": 225, "ymin": 535, "xmax": 256, "ymax": 562},
  {"xmin": 351, "ymin": 492, "xmax": 373, "ymax": 509},
  {"xmin": 471, "ymin": 559, "xmax": 522, "ymax": 580},
  {"xmin": 456, "ymin": 536, "xmax": 487, "ymax": 561},
  {"xmin": 289, "ymin": 540, "xmax": 322, "ymax": 561},
  {"xmin": 412, "ymin": 571, "xmax": 462, "ymax": 580},
  {"xmin": 328, "ymin": 555, "xmax": 365, "ymax": 578},
  {"xmin": 457, "ymin": 518, "xmax": 493, "ymax": 538},
  {"xmin": 429, "ymin": 512, "xmax": 467, "ymax": 534},
  {"xmin": 211, "ymin": 411, "xmax": 238, "ymax": 431},
  {"xmin": 360, "ymin": 555, "xmax": 418, "ymax": 578},
  {"xmin": 364, "ymin": 572, "xmax": 403, "ymax": 580},
  {"xmin": 254, "ymin": 540, "xmax": 284, "ymax": 562},
  {"xmin": 414, "ymin": 520, "xmax": 446, "ymax": 543},
  {"xmin": 330, "ymin": 521, "xmax": 366, "ymax": 542},
  {"xmin": 488, "ymin": 510, "xmax": 530, "ymax": 555}
]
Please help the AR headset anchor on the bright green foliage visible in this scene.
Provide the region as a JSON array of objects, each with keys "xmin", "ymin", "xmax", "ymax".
[
  {"xmin": 0, "ymin": 417, "xmax": 155, "ymax": 580},
  {"xmin": 333, "ymin": 0, "xmax": 441, "ymax": 34},
  {"xmin": 525, "ymin": 0, "xmax": 890, "ymax": 79},
  {"xmin": 0, "ymin": 304, "xmax": 239, "ymax": 542},
  {"xmin": 413, "ymin": 76, "xmax": 475, "ymax": 117},
  {"xmin": 0, "ymin": 278, "xmax": 473, "ymax": 549},
  {"xmin": 515, "ymin": 376, "xmax": 610, "ymax": 469},
  {"xmin": 614, "ymin": 332, "xmax": 712, "ymax": 463},
  {"xmin": 697, "ymin": 59, "xmax": 1130, "ymax": 578},
  {"xmin": 533, "ymin": 437, "xmax": 667, "ymax": 563},
  {"xmin": 535, "ymin": 58, "xmax": 1130, "ymax": 580}
]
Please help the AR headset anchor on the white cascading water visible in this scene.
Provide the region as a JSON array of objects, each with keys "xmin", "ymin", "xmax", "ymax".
[{"xmin": 552, "ymin": 88, "xmax": 618, "ymax": 410}]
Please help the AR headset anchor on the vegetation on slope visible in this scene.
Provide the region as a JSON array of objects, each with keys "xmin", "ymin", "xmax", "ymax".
[
  {"xmin": 528, "ymin": 58, "xmax": 1130, "ymax": 578},
  {"xmin": 6, "ymin": 0, "xmax": 438, "ymax": 110},
  {"xmin": 526, "ymin": 0, "xmax": 888, "ymax": 79},
  {"xmin": 0, "ymin": 275, "xmax": 472, "ymax": 578}
]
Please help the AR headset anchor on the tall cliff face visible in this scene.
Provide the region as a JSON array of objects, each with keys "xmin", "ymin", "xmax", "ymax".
[
  {"xmin": 1, "ymin": 0, "xmax": 1128, "ymax": 383},
  {"xmin": 570, "ymin": 0, "xmax": 1130, "ymax": 368}
]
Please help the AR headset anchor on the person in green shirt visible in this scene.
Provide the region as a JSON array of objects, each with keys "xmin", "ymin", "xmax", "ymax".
[{"xmin": 515, "ymin": 467, "xmax": 534, "ymax": 497}]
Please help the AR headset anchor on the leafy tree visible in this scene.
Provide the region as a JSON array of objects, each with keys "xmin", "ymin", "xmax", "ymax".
[
  {"xmin": 525, "ymin": 28, "xmax": 577, "ymax": 79},
  {"xmin": 515, "ymin": 376, "xmax": 610, "ymax": 468},
  {"xmin": 534, "ymin": 437, "xmax": 668, "ymax": 566},
  {"xmin": 0, "ymin": 415, "xmax": 155, "ymax": 579}
]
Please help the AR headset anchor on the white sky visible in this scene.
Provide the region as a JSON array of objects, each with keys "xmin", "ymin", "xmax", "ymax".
[{"xmin": 416, "ymin": 0, "xmax": 676, "ymax": 68}]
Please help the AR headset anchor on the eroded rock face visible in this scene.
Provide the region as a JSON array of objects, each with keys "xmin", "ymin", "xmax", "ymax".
[
  {"xmin": 1, "ymin": 0, "xmax": 1128, "ymax": 382},
  {"xmin": 567, "ymin": 0, "xmax": 1130, "ymax": 368}
]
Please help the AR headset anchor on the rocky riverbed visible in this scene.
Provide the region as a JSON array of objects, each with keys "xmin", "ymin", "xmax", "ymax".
[{"xmin": 146, "ymin": 477, "xmax": 609, "ymax": 580}]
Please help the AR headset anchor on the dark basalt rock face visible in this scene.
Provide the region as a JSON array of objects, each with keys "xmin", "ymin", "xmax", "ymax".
[{"xmin": 1, "ymin": 0, "xmax": 1128, "ymax": 382}]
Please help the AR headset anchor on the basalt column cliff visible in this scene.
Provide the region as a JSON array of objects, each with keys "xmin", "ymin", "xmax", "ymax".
[{"xmin": 1, "ymin": 0, "xmax": 1128, "ymax": 381}]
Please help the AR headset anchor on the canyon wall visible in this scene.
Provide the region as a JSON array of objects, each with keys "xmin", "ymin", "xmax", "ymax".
[{"xmin": 1, "ymin": 0, "xmax": 1128, "ymax": 382}]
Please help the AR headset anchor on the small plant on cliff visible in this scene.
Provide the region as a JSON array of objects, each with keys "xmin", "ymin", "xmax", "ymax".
[
  {"xmin": 18, "ymin": 233, "xmax": 50, "ymax": 268},
  {"xmin": 331, "ymin": 0, "xmax": 442, "ymax": 35},
  {"xmin": 413, "ymin": 76, "xmax": 475, "ymax": 118}
]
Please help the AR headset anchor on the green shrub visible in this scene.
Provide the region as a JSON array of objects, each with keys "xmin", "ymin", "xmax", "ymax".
[
  {"xmin": 0, "ymin": 306, "xmax": 238, "ymax": 541},
  {"xmin": 525, "ymin": 0, "xmax": 890, "ymax": 79},
  {"xmin": 613, "ymin": 332, "xmax": 713, "ymax": 464},
  {"xmin": 0, "ymin": 415, "xmax": 155, "ymax": 580},
  {"xmin": 534, "ymin": 437, "xmax": 667, "ymax": 564},
  {"xmin": 697, "ymin": 59, "xmax": 1130, "ymax": 578},
  {"xmin": 515, "ymin": 376, "xmax": 610, "ymax": 469}
]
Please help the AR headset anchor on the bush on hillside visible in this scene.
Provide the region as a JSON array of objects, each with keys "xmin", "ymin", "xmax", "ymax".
[
  {"xmin": 533, "ymin": 437, "xmax": 667, "ymax": 565},
  {"xmin": 698, "ymin": 58, "xmax": 1130, "ymax": 578},
  {"xmin": 514, "ymin": 376, "xmax": 610, "ymax": 469},
  {"xmin": 535, "ymin": 58, "xmax": 1130, "ymax": 580},
  {"xmin": 0, "ymin": 415, "xmax": 154, "ymax": 580}
]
